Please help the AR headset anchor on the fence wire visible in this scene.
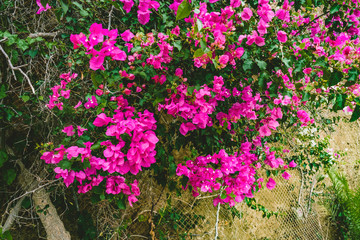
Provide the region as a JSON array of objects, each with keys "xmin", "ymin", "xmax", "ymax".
[{"xmin": 142, "ymin": 169, "xmax": 329, "ymax": 240}]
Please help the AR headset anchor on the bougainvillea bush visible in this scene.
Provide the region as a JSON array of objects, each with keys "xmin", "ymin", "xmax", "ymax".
[{"xmin": 37, "ymin": 0, "xmax": 360, "ymax": 208}]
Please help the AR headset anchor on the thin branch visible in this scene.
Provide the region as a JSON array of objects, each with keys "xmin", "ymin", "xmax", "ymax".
[
  {"xmin": 2, "ymin": 196, "xmax": 26, "ymax": 232},
  {"xmin": 28, "ymin": 32, "xmax": 58, "ymax": 38},
  {"xmin": 214, "ymin": 202, "xmax": 220, "ymax": 240},
  {"xmin": 0, "ymin": 41, "xmax": 35, "ymax": 94},
  {"xmin": 5, "ymin": 178, "xmax": 60, "ymax": 212},
  {"xmin": 307, "ymin": 174, "xmax": 318, "ymax": 216},
  {"xmin": 108, "ymin": 6, "xmax": 115, "ymax": 30}
]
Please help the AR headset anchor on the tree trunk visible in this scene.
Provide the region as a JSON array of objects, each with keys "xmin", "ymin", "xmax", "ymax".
[{"xmin": 17, "ymin": 161, "xmax": 71, "ymax": 240}]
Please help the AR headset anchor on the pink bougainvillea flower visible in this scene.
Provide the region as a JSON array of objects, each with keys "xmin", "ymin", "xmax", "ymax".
[
  {"xmin": 241, "ymin": 8, "xmax": 253, "ymax": 21},
  {"xmin": 209, "ymin": 0, "xmax": 220, "ymax": 3},
  {"xmin": 77, "ymin": 126, "xmax": 88, "ymax": 136},
  {"xmin": 95, "ymin": 89, "xmax": 103, "ymax": 96},
  {"xmin": 171, "ymin": 25, "xmax": 180, "ymax": 36},
  {"xmin": 84, "ymin": 96, "xmax": 98, "ymax": 109},
  {"xmin": 247, "ymin": 31, "xmax": 265, "ymax": 46},
  {"xmin": 62, "ymin": 125, "xmax": 75, "ymax": 136},
  {"xmin": 266, "ymin": 178, "xmax": 276, "ymax": 190},
  {"xmin": 74, "ymin": 101, "xmax": 82, "ymax": 109},
  {"xmin": 89, "ymin": 23, "xmax": 104, "ymax": 46},
  {"xmin": 282, "ymin": 171, "xmax": 291, "ymax": 180},
  {"xmin": 230, "ymin": 0, "xmax": 241, "ymax": 8},
  {"xmin": 93, "ymin": 113, "xmax": 112, "ymax": 127},
  {"xmin": 121, "ymin": 30, "xmax": 135, "ymax": 42},
  {"xmin": 61, "ymin": 90, "xmax": 70, "ymax": 99},
  {"xmin": 259, "ymin": 125, "xmax": 271, "ymax": 137},
  {"xmin": 128, "ymin": 195, "xmax": 138, "ymax": 207},
  {"xmin": 289, "ymin": 160, "xmax": 297, "ymax": 168},
  {"xmin": 70, "ymin": 33, "xmax": 87, "ymax": 49},
  {"xmin": 303, "ymin": 68, "xmax": 312, "ymax": 74},
  {"xmin": 277, "ymin": 30, "xmax": 288, "ymax": 43},
  {"xmin": 119, "ymin": 0, "xmax": 134, "ymax": 13},
  {"xmin": 175, "ymin": 68, "xmax": 183, "ymax": 77},
  {"xmin": 109, "ymin": 47, "xmax": 127, "ymax": 61},
  {"xmin": 138, "ymin": 10, "xmax": 151, "ymax": 25},
  {"xmin": 89, "ymin": 55, "xmax": 105, "ymax": 71},
  {"xmin": 219, "ymin": 55, "xmax": 229, "ymax": 67},
  {"xmin": 36, "ymin": 0, "xmax": 51, "ymax": 14}
]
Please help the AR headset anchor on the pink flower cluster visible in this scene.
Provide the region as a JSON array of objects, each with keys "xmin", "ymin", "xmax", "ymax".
[
  {"xmin": 70, "ymin": 23, "xmax": 127, "ymax": 70},
  {"xmin": 159, "ymin": 76, "xmax": 234, "ymax": 136},
  {"xmin": 42, "ymin": 95, "xmax": 159, "ymax": 206},
  {"xmin": 176, "ymin": 144, "xmax": 258, "ymax": 207},
  {"xmin": 217, "ymin": 85, "xmax": 263, "ymax": 128},
  {"xmin": 92, "ymin": 107, "xmax": 159, "ymax": 175},
  {"xmin": 145, "ymin": 33, "xmax": 173, "ymax": 70},
  {"xmin": 46, "ymin": 72, "xmax": 78, "ymax": 110},
  {"xmin": 113, "ymin": 0, "xmax": 160, "ymax": 25}
]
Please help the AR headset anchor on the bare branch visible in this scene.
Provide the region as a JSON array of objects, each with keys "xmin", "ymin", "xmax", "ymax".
[
  {"xmin": 0, "ymin": 41, "xmax": 36, "ymax": 94},
  {"xmin": 28, "ymin": 32, "xmax": 58, "ymax": 39}
]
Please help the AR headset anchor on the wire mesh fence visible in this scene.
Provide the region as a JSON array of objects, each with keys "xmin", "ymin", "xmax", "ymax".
[{"xmin": 124, "ymin": 168, "xmax": 330, "ymax": 240}]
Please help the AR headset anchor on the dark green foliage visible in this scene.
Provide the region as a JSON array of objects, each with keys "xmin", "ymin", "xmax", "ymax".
[{"xmin": 328, "ymin": 167, "xmax": 360, "ymax": 239}]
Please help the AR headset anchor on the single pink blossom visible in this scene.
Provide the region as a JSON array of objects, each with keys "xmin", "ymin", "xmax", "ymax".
[
  {"xmin": 277, "ymin": 30, "xmax": 287, "ymax": 43},
  {"xmin": 266, "ymin": 178, "xmax": 276, "ymax": 190},
  {"xmin": 282, "ymin": 171, "xmax": 291, "ymax": 180},
  {"xmin": 77, "ymin": 126, "xmax": 88, "ymax": 136},
  {"xmin": 36, "ymin": 0, "xmax": 51, "ymax": 14},
  {"xmin": 62, "ymin": 125, "xmax": 75, "ymax": 136},
  {"xmin": 241, "ymin": 8, "xmax": 253, "ymax": 21},
  {"xmin": 289, "ymin": 160, "xmax": 297, "ymax": 168},
  {"xmin": 93, "ymin": 113, "xmax": 112, "ymax": 127},
  {"xmin": 84, "ymin": 96, "xmax": 98, "ymax": 109},
  {"xmin": 259, "ymin": 125, "xmax": 271, "ymax": 137},
  {"xmin": 175, "ymin": 68, "xmax": 183, "ymax": 77},
  {"xmin": 121, "ymin": 30, "xmax": 135, "ymax": 42},
  {"xmin": 74, "ymin": 101, "xmax": 82, "ymax": 109}
]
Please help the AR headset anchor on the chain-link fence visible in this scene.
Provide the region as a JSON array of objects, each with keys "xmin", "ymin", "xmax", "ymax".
[{"xmin": 115, "ymin": 168, "xmax": 329, "ymax": 240}]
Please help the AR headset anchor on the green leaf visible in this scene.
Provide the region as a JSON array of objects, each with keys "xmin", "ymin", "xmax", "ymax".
[
  {"xmin": 21, "ymin": 95, "xmax": 30, "ymax": 102},
  {"xmin": 196, "ymin": 19, "xmax": 203, "ymax": 32},
  {"xmin": 100, "ymin": 194, "xmax": 105, "ymax": 201},
  {"xmin": 4, "ymin": 169, "xmax": 16, "ymax": 185},
  {"xmin": 333, "ymin": 94, "xmax": 346, "ymax": 111},
  {"xmin": 131, "ymin": 46, "xmax": 142, "ymax": 53},
  {"xmin": 0, "ymin": 85, "xmax": 7, "ymax": 99},
  {"xmin": 58, "ymin": 160, "xmax": 72, "ymax": 170},
  {"xmin": 27, "ymin": 49, "xmax": 38, "ymax": 58},
  {"xmin": 255, "ymin": 59, "xmax": 267, "ymax": 70},
  {"xmin": 350, "ymin": 104, "xmax": 360, "ymax": 122},
  {"xmin": 348, "ymin": 68, "xmax": 358, "ymax": 82},
  {"xmin": 91, "ymin": 72, "xmax": 103, "ymax": 88},
  {"xmin": 200, "ymin": 39, "xmax": 207, "ymax": 51},
  {"xmin": 302, "ymin": 91, "xmax": 310, "ymax": 101},
  {"xmin": 0, "ymin": 150, "xmax": 8, "ymax": 168},
  {"xmin": 2, "ymin": 230, "xmax": 12, "ymax": 240},
  {"xmin": 193, "ymin": 48, "xmax": 204, "ymax": 58},
  {"xmin": 176, "ymin": 0, "xmax": 191, "ymax": 21},
  {"xmin": 187, "ymin": 86, "xmax": 195, "ymax": 95},
  {"xmin": 243, "ymin": 59, "xmax": 253, "ymax": 71},
  {"xmin": 330, "ymin": 4, "xmax": 341, "ymax": 14},
  {"xmin": 91, "ymin": 142, "xmax": 101, "ymax": 150},
  {"xmin": 173, "ymin": 40, "xmax": 182, "ymax": 51},
  {"xmin": 17, "ymin": 39, "xmax": 29, "ymax": 51},
  {"xmin": 117, "ymin": 198, "xmax": 127, "ymax": 210},
  {"xmin": 328, "ymin": 70, "xmax": 343, "ymax": 86},
  {"xmin": 282, "ymin": 58, "xmax": 291, "ymax": 68},
  {"xmin": 60, "ymin": 0, "xmax": 69, "ymax": 14}
]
